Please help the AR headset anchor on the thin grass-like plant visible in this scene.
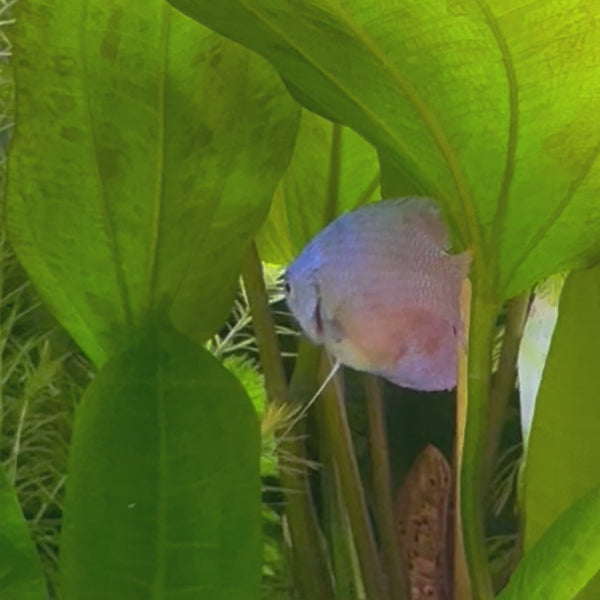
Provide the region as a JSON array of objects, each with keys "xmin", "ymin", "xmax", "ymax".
[{"xmin": 0, "ymin": 233, "xmax": 93, "ymax": 597}]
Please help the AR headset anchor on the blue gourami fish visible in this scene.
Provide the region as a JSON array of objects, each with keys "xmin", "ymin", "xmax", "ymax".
[{"xmin": 284, "ymin": 198, "xmax": 471, "ymax": 391}]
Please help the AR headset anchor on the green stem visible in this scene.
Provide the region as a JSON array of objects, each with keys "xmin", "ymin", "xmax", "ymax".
[
  {"xmin": 324, "ymin": 123, "xmax": 343, "ymax": 224},
  {"xmin": 319, "ymin": 403, "xmax": 359, "ymax": 600},
  {"xmin": 484, "ymin": 292, "xmax": 530, "ymax": 494},
  {"xmin": 454, "ymin": 282, "xmax": 472, "ymax": 600},
  {"xmin": 241, "ymin": 243, "xmax": 334, "ymax": 600},
  {"xmin": 461, "ymin": 287, "xmax": 498, "ymax": 600},
  {"xmin": 364, "ymin": 374, "xmax": 407, "ymax": 600},
  {"xmin": 320, "ymin": 361, "xmax": 389, "ymax": 600},
  {"xmin": 354, "ymin": 172, "xmax": 381, "ymax": 209}
]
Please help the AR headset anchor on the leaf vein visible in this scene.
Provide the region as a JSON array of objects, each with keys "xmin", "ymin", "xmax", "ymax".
[{"xmin": 477, "ymin": 0, "xmax": 520, "ymax": 286}]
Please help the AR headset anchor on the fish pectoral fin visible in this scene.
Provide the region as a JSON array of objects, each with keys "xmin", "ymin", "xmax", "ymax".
[
  {"xmin": 318, "ymin": 299, "xmax": 345, "ymax": 343},
  {"xmin": 322, "ymin": 315, "xmax": 344, "ymax": 343}
]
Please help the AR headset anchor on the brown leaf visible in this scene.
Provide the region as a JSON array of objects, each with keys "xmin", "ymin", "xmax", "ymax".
[{"xmin": 394, "ymin": 444, "xmax": 452, "ymax": 600}]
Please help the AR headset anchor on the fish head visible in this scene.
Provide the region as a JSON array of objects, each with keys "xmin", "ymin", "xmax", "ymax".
[
  {"xmin": 284, "ymin": 247, "xmax": 326, "ymax": 344},
  {"xmin": 285, "ymin": 242, "xmax": 370, "ymax": 369}
]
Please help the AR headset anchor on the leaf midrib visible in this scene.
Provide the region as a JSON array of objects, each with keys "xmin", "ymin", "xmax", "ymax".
[
  {"xmin": 153, "ymin": 344, "xmax": 168, "ymax": 598},
  {"xmin": 146, "ymin": 5, "xmax": 170, "ymax": 314},
  {"xmin": 80, "ymin": 2, "xmax": 133, "ymax": 329},
  {"xmin": 477, "ymin": 0, "xmax": 519, "ymax": 290}
]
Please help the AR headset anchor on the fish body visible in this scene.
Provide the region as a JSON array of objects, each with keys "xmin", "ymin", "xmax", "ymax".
[{"xmin": 284, "ymin": 198, "xmax": 470, "ymax": 391}]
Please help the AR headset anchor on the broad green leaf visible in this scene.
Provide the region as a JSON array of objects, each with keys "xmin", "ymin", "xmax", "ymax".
[
  {"xmin": 257, "ymin": 109, "xmax": 380, "ymax": 264},
  {"xmin": 521, "ymin": 266, "xmax": 600, "ymax": 598},
  {"xmin": 8, "ymin": 0, "xmax": 299, "ymax": 365},
  {"xmin": 498, "ymin": 487, "xmax": 600, "ymax": 600},
  {"xmin": 169, "ymin": 0, "xmax": 600, "ymax": 299},
  {"xmin": 0, "ymin": 466, "xmax": 46, "ymax": 600},
  {"xmin": 59, "ymin": 324, "xmax": 261, "ymax": 600}
]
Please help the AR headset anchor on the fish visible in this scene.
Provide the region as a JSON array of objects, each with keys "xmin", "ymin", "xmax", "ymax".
[{"xmin": 283, "ymin": 198, "xmax": 470, "ymax": 391}]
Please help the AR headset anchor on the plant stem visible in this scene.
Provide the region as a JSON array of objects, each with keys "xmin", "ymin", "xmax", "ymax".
[
  {"xmin": 241, "ymin": 244, "xmax": 287, "ymax": 403},
  {"xmin": 241, "ymin": 242, "xmax": 334, "ymax": 600},
  {"xmin": 319, "ymin": 403, "xmax": 359, "ymax": 600},
  {"xmin": 364, "ymin": 374, "xmax": 407, "ymax": 600},
  {"xmin": 320, "ymin": 359, "xmax": 389, "ymax": 600},
  {"xmin": 324, "ymin": 123, "xmax": 343, "ymax": 224},
  {"xmin": 484, "ymin": 292, "xmax": 530, "ymax": 494},
  {"xmin": 354, "ymin": 172, "xmax": 381, "ymax": 209},
  {"xmin": 461, "ymin": 284, "xmax": 498, "ymax": 600},
  {"xmin": 454, "ymin": 280, "xmax": 472, "ymax": 600}
]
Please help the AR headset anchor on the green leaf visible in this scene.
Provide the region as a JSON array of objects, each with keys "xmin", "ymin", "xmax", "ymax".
[
  {"xmin": 498, "ymin": 487, "xmax": 600, "ymax": 600},
  {"xmin": 168, "ymin": 0, "xmax": 600, "ymax": 299},
  {"xmin": 257, "ymin": 110, "xmax": 380, "ymax": 264},
  {"xmin": 521, "ymin": 266, "xmax": 600, "ymax": 598},
  {"xmin": 0, "ymin": 465, "xmax": 47, "ymax": 599},
  {"xmin": 8, "ymin": 0, "xmax": 299, "ymax": 365},
  {"xmin": 59, "ymin": 324, "xmax": 261, "ymax": 600}
]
